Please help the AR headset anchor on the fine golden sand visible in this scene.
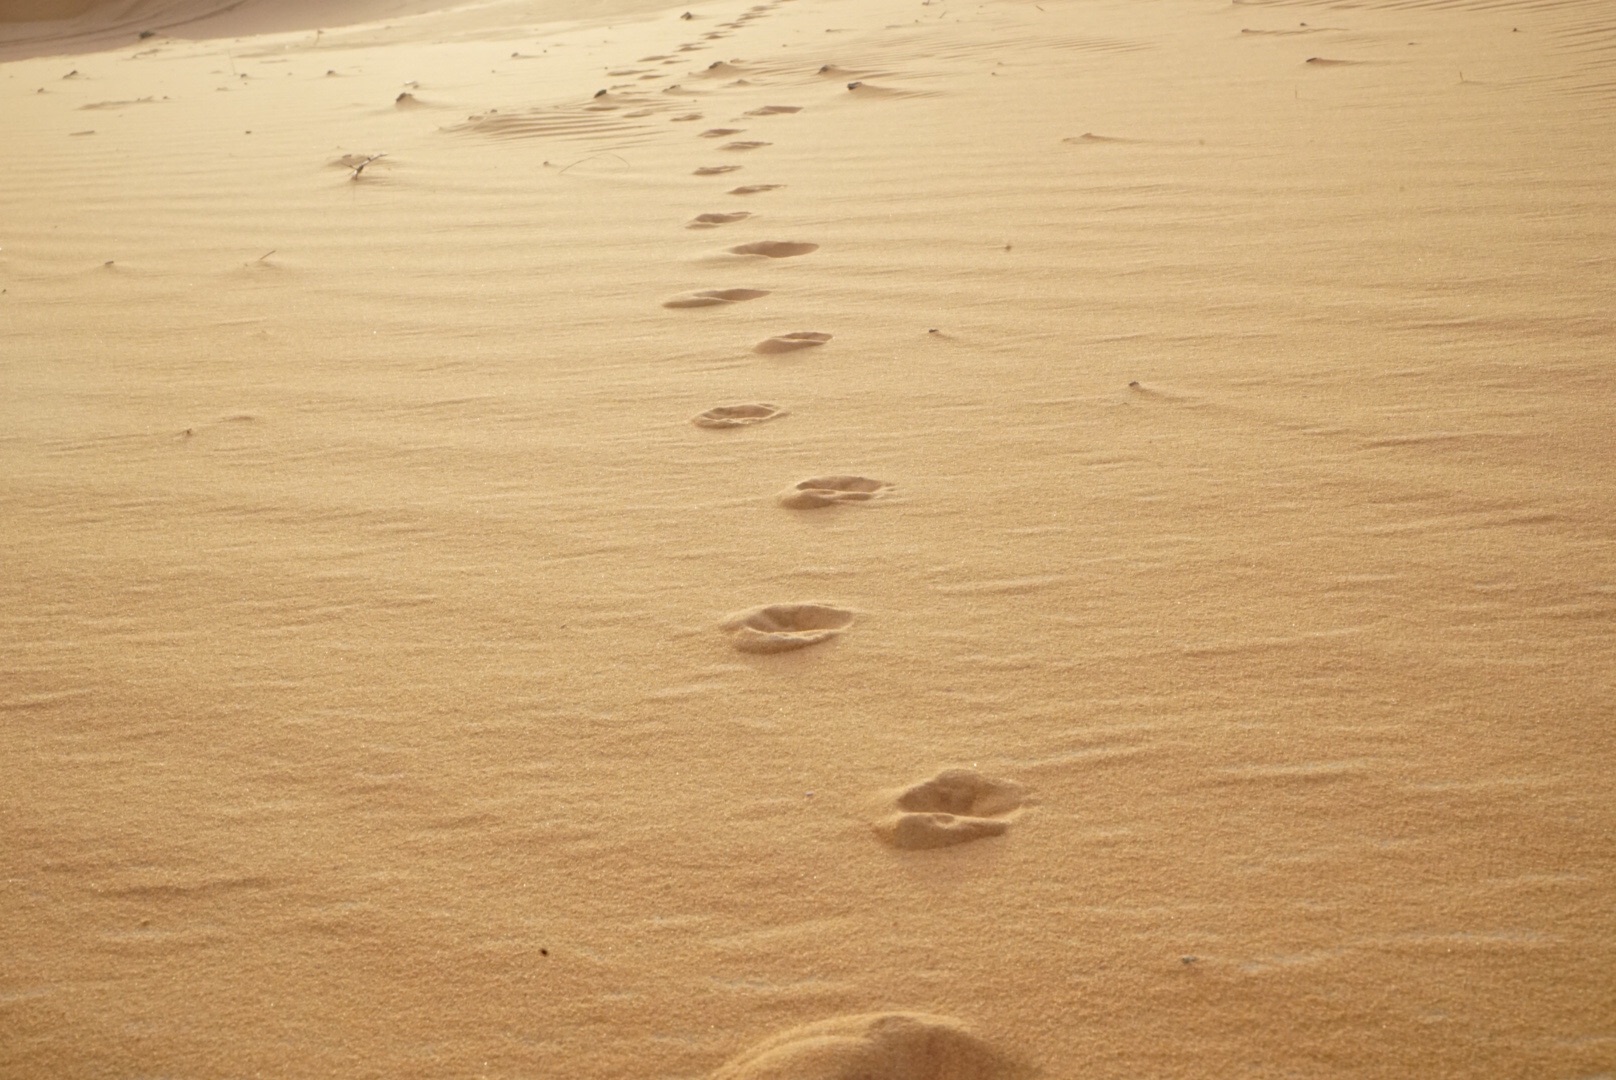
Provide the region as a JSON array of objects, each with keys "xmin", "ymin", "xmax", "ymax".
[{"xmin": 2, "ymin": 0, "xmax": 1614, "ymax": 1076}]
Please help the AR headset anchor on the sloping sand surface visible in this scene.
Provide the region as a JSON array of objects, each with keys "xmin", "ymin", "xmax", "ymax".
[{"xmin": 3, "ymin": 0, "xmax": 1614, "ymax": 1076}]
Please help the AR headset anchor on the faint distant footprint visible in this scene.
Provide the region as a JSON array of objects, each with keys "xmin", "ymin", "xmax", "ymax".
[
  {"xmin": 692, "ymin": 403, "xmax": 787, "ymax": 428},
  {"xmin": 712, "ymin": 1013, "xmax": 1031, "ymax": 1080},
  {"xmin": 729, "ymin": 184, "xmax": 784, "ymax": 195},
  {"xmin": 755, "ymin": 330, "xmax": 830, "ymax": 354},
  {"xmin": 700, "ymin": 127, "xmax": 745, "ymax": 137},
  {"xmin": 688, "ymin": 211, "xmax": 753, "ymax": 229},
  {"xmin": 778, "ymin": 475, "xmax": 891, "ymax": 508},
  {"xmin": 729, "ymin": 241, "xmax": 816, "ymax": 258},
  {"xmin": 663, "ymin": 288, "xmax": 770, "ymax": 309},
  {"xmin": 722, "ymin": 140, "xmax": 771, "ymax": 151},
  {"xmin": 694, "ymin": 164, "xmax": 743, "ymax": 175},
  {"xmin": 873, "ymin": 769, "xmax": 1028, "ymax": 850},
  {"xmin": 720, "ymin": 603, "xmax": 854, "ymax": 653},
  {"xmin": 746, "ymin": 104, "xmax": 802, "ymax": 115}
]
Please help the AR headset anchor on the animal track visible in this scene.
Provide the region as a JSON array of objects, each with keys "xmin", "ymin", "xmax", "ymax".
[
  {"xmin": 712, "ymin": 1013, "xmax": 1031, "ymax": 1080},
  {"xmin": 873, "ymin": 769, "xmax": 1028, "ymax": 850},
  {"xmin": 778, "ymin": 475, "xmax": 891, "ymax": 508},
  {"xmin": 662, "ymin": 288, "xmax": 770, "ymax": 309},
  {"xmin": 692, "ymin": 403, "xmax": 787, "ymax": 428},
  {"xmin": 755, "ymin": 330, "xmax": 831, "ymax": 354},
  {"xmin": 729, "ymin": 240, "xmax": 817, "ymax": 258},
  {"xmin": 688, "ymin": 211, "xmax": 753, "ymax": 229},
  {"xmin": 729, "ymin": 184, "xmax": 784, "ymax": 195},
  {"xmin": 720, "ymin": 603, "xmax": 854, "ymax": 653}
]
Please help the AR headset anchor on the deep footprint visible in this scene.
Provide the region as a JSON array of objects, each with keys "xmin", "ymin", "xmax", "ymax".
[
  {"xmin": 688, "ymin": 211, "xmax": 753, "ymax": 229},
  {"xmin": 712, "ymin": 1013, "xmax": 1031, "ymax": 1080},
  {"xmin": 662, "ymin": 288, "xmax": 770, "ymax": 309},
  {"xmin": 691, "ymin": 403, "xmax": 786, "ymax": 428},
  {"xmin": 755, "ymin": 330, "xmax": 830, "ymax": 354},
  {"xmin": 873, "ymin": 768, "xmax": 1028, "ymax": 850},
  {"xmin": 729, "ymin": 240, "xmax": 817, "ymax": 258},
  {"xmin": 778, "ymin": 475, "xmax": 891, "ymax": 509},
  {"xmin": 720, "ymin": 603, "xmax": 854, "ymax": 653}
]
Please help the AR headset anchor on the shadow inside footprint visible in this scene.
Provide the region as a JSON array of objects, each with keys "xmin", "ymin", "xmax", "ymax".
[
  {"xmin": 692, "ymin": 403, "xmax": 786, "ymax": 428},
  {"xmin": 694, "ymin": 164, "xmax": 743, "ymax": 175},
  {"xmin": 663, "ymin": 288, "xmax": 770, "ymax": 309},
  {"xmin": 873, "ymin": 769, "xmax": 1028, "ymax": 850},
  {"xmin": 700, "ymin": 127, "xmax": 744, "ymax": 137},
  {"xmin": 688, "ymin": 211, "xmax": 753, "ymax": 229},
  {"xmin": 746, "ymin": 104, "xmax": 802, "ymax": 115},
  {"xmin": 755, "ymin": 330, "xmax": 830, "ymax": 354},
  {"xmin": 712, "ymin": 1013, "xmax": 1032, "ymax": 1080},
  {"xmin": 720, "ymin": 602, "xmax": 854, "ymax": 653},
  {"xmin": 729, "ymin": 240, "xmax": 817, "ymax": 258},
  {"xmin": 722, "ymin": 140, "xmax": 771, "ymax": 151},
  {"xmin": 729, "ymin": 184, "xmax": 784, "ymax": 195},
  {"xmin": 778, "ymin": 475, "xmax": 891, "ymax": 509}
]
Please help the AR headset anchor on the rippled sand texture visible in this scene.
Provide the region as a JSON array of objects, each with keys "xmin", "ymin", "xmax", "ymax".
[{"xmin": 2, "ymin": 0, "xmax": 1613, "ymax": 1076}]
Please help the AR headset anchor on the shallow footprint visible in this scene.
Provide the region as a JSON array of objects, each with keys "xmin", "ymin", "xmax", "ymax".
[
  {"xmin": 722, "ymin": 140, "xmax": 771, "ymax": 151},
  {"xmin": 712, "ymin": 1013, "xmax": 1031, "ymax": 1080},
  {"xmin": 700, "ymin": 127, "xmax": 744, "ymax": 137},
  {"xmin": 729, "ymin": 240, "xmax": 817, "ymax": 258},
  {"xmin": 778, "ymin": 475, "xmax": 891, "ymax": 509},
  {"xmin": 755, "ymin": 330, "xmax": 830, "ymax": 354},
  {"xmin": 746, "ymin": 104, "xmax": 802, "ymax": 115},
  {"xmin": 688, "ymin": 211, "xmax": 753, "ymax": 229},
  {"xmin": 692, "ymin": 402, "xmax": 787, "ymax": 428},
  {"xmin": 729, "ymin": 184, "xmax": 784, "ymax": 195},
  {"xmin": 695, "ymin": 164, "xmax": 743, "ymax": 175},
  {"xmin": 663, "ymin": 288, "xmax": 770, "ymax": 309},
  {"xmin": 720, "ymin": 603, "xmax": 854, "ymax": 653},
  {"xmin": 873, "ymin": 769, "xmax": 1028, "ymax": 851}
]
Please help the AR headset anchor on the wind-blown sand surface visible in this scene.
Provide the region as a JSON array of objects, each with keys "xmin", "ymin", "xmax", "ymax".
[{"xmin": 3, "ymin": 0, "xmax": 1614, "ymax": 1075}]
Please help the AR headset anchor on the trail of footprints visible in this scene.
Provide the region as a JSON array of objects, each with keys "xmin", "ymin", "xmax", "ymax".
[{"xmin": 652, "ymin": 11, "xmax": 1030, "ymax": 1073}]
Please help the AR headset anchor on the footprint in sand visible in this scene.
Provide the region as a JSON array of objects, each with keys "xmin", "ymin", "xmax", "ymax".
[
  {"xmin": 722, "ymin": 140, "xmax": 771, "ymax": 151},
  {"xmin": 692, "ymin": 403, "xmax": 787, "ymax": 428},
  {"xmin": 662, "ymin": 288, "xmax": 770, "ymax": 309},
  {"xmin": 873, "ymin": 769, "xmax": 1028, "ymax": 850},
  {"xmin": 694, "ymin": 164, "xmax": 743, "ymax": 175},
  {"xmin": 755, "ymin": 330, "xmax": 830, "ymax": 354},
  {"xmin": 778, "ymin": 475, "xmax": 892, "ymax": 508},
  {"xmin": 700, "ymin": 127, "xmax": 745, "ymax": 137},
  {"xmin": 729, "ymin": 240, "xmax": 817, "ymax": 258},
  {"xmin": 688, "ymin": 211, "xmax": 753, "ymax": 229},
  {"xmin": 729, "ymin": 184, "xmax": 784, "ymax": 195},
  {"xmin": 720, "ymin": 603, "xmax": 854, "ymax": 653},
  {"xmin": 746, "ymin": 104, "xmax": 802, "ymax": 115},
  {"xmin": 712, "ymin": 1013, "xmax": 1031, "ymax": 1080}
]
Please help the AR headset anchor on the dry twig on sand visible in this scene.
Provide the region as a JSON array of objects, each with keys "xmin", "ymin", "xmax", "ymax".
[{"xmin": 348, "ymin": 153, "xmax": 386, "ymax": 179}]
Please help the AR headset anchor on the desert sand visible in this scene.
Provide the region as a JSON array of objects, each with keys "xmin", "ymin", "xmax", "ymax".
[{"xmin": 2, "ymin": 0, "xmax": 1614, "ymax": 1075}]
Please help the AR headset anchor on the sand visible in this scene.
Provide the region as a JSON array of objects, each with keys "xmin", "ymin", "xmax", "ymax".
[{"xmin": 2, "ymin": 0, "xmax": 1614, "ymax": 1075}]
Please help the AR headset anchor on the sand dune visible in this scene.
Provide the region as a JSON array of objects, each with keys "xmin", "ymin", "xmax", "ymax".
[{"xmin": 2, "ymin": 0, "xmax": 1613, "ymax": 1074}]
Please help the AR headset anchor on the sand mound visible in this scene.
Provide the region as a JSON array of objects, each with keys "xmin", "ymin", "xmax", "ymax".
[{"xmin": 712, "ymin": 1013, "xmax": 1032, "ymax": 1080}]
